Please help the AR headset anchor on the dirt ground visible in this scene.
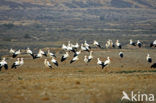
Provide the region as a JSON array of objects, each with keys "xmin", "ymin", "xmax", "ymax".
[{"xmin": 0, "ymin": 48, "xmax": 156, "ymax": 103}]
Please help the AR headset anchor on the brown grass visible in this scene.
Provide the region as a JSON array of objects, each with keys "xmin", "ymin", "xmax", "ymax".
[{"xmin": 0, "ymin": 48, "xmax": 156, "ymax": 103}]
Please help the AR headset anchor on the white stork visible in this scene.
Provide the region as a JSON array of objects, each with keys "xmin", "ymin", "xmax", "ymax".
[
  {"xmin": 146, "ymin": 54, "xmax": 152, "ymax": 63},
  {"xmin": 73, "ymin": 50, "xmax": 81, "ymax": 57},
  {"xmin": 97, "ymin": 57, "xmax": 111, "ymax": 69},
  {"xmin": 11, "ymin": 58, "xmax": 20, "ymax": 69},
  {"xmin": 84, "ymin": 55, "xmax": 88, "ymax": 64},
  {"xmin": 116, "ymin": 40, "xmax": 122, "ymax": 49},
  {"xmin": 119, "ymin": 52, "xmax": 124, "ymax": 58},
  {"xmin": 151, "ymin": 63, "xmax": 156, "ymax": 68},
  {"xmin": 62, "ymin": 44, "xmax": 67, "ymax": 50},
  {"xmin": 47, "ymin": 49, "xmax": 56, "ymax": 58},
  {"xmin": 51, "ymin": 57, "xmax": 58, "ymax": 66},
  {"xmin": 0, "ymin": 57, "xmax": 8, "ymax": 71},
  {"xmin": 9, "ymin": 48, "xmax": 15, "ymax": 54},
  {"xmin": 20, "ymin": 58, "xmax": 24, "ymax": 66},
  {"xmin": 104, "ymin": 57, "xmax": 111, "ymax": 67},
  {"xmin": 97, "ymin": 58, "xmax": 104, "ymax": 69},
  {"xmin": 84, "ymin": 40, "xmax": 91, "ymax": 49},
  {"xmin": 44, "ymin": 59, "xmax": 52, "ymax": 69},
  {"xmin": 39, "ymin": 49, "xmax": 47, "ymax": 57},
  {"xmin": 26, "ymin": 48, "xmax": 32, "ymax": 54},
  {"xmin": 33, "ymin": 51, "xmax": 42, "ymax": 59},
  {"xmin": 137, "ymin": 40, "xmax": 142, "ymax": 48},
  {"xmin": 10, "ymin": 49, "xmax": 21, "ymax": 58},
  {"xmin": 93, "ymin": 40, "xmax": 101, "ymax": 48},
  {"xmin": 26, "ymin": 48, "xmax": 35, "ymax": 58},
  {"xmin": 110, "ymin": 40, "xmax": 115, "ymax": 48},
  {"xmin": 81, "ymin": 44, "xmax": 89, "ymax": 52},
  {"xmin": 150, "ymin": 40, "xmax": 156, "ymax": 48},
  {"xmin": 61, "ymin": 52, "xmax": 69, "ymax": 62},
  {"xmin": 70, "ymin": 56, "xmax": 79, "ymax": 64},
  {"xmin": 130, "ymin": 39, "xmax": 136, "ymax": 46},
  {"xmin": 88, "ymin": 51, "xmax": 93, "ymax": 63},
  {"xmin": 71, "ymin": 43, "xmax": 79, "ymax": 49}
]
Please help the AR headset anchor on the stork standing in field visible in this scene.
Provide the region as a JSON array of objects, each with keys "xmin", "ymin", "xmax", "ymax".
[
  {"xmin": 65, "ymin": 42, "xmax": 76, "ymax": 53},
  {"xmin": 150, "ymin": 40, "xmax": 156, "ymax": 48},
  {"xmin": 105, "ymin": 42, "xmax": 110, "ymax": 49},
  {"xmin": 110, "ymin": 40, "xmax": 115, "ymax": 48},
  {"xmin": 67, "ymin": 41, "xmax": 71, "ymax": 47},
  {"xmin": 119, "ymin": 52, "xmax": 124, "ymax": 58},
  {"xmin": 81, "ymin": 44, "xmax": 89, "ymax": 52},
  {"xmin": 146, "ymin": 54, "xmax": 152, "ymax": 63},
  {"xmin": 88, "ymin": 51, "xmax": 93, "ymax": 63},
  {"xmin": 93, "ymin": 40, "xmax": 102, "ymax": 48},
  {"xmin": 97, "ymin": 58, "xmax": 104, "ymax": 69},
  {"xmin": 26, "ymin": 48, "xmax": 32, "ymax": 54},
  {"xmin": 61, "ymin": 52, "xmax": 69, "ymax": 62},
  {"xmin": 62, "ymin": 44, "xmax": 67, "ymax": 50},
  {"xmin": 116, "ymin": 40, "xmax": 122, "ymax": 49},
  {"xmin": 11, "ymin": 58, "xmax": 20, "ymax": 69},
  {"xmin": 10, "ymin": 49, "xmax": 21, "ymax": 58},
  {"xmin": 137, "ymin": 40, "xmax": 142, "ymax": 48},
  {"xmin": 73, "ymin": 50, "xmax": 81, "ymax": 57},
  {"xmin": 19, "ymin": 58, "xmax": 24, "ymax": 66},
  {"xmin": 70, "ymin": 56, "xmax": 79, "ymax": 64},
  {"xmin": 51, "ymin": 57, "xmax": 58, "ymax": 67},
  {"xmin": 39, "ymin": 49, "xmax": 47, "ymax": 57},
  {"xmin": 103, "ymin": 57, "xmax": 111, "ymax": 68},
  {"xmin": 130, "ymin": 39, "xmax": 136, "ymax": 46},
  {"xmin": 84, "ymin": 55, "xmax": 88, "ymax": 64},
  {"xmin": 33, "ymin": 51, "xmax": 43, "ymax": 59},
  {"xmin": 84, "ymin": 40, "xmax": 91, "ymax": 50},
  {"xmin": 44, "ymin": 59, "xmax": 52, "ymax": 69},
  {"xmin": 10, "ymin": 48, "xmax": 15, "ymax": 54},
  {"xmin": 26, "ymin": 48, "xmax": 35, "ymax": 59},
  {"xmin": 97, "ymin": 57, "xmax": 111, "ymax": 69},
  {"xmin": 47, "ymin": 49, "xmax": 56, "ymax": 58},
  {"xmin": 151, "ymin": 63, "xmax": 156, "ymax": 68},
  {"xmin": 71, "ymin": 43, "xmax": 79, "ymax": 50},
  {"xmin": 0, "ymin": 57, "xmax": 8, "ymax": 71}
]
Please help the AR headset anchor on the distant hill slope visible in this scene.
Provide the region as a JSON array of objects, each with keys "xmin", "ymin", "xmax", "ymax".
[
  {"xmin": 0, "ymin": 0, "xmax": 156, "ymax": 48},
  {"xmin": 1, "ymin": 0, "xmax": 156, "ymax": 9}
]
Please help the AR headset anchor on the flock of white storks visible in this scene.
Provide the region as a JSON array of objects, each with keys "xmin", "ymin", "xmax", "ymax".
[{"xmin": 0, "ymin": 39, "xmax": 156, "ymax": 71}]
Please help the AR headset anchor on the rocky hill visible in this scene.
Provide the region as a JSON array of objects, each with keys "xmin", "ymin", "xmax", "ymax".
[{"xmin": 0, "ymin": 0, "xmax": 156, "ymax": 49}]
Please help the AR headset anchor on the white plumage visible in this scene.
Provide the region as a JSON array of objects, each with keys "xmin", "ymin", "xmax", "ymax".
[
  {"xmin": 116, "ymin": 40, "xmax": 122, "ymax": 49},
  {"xmin": 137, "ymin": 40, "xmax": 142, "ymax": 48},
  {"xmin": 84, "ymin": 55, "xmax": 88, "ymax": 64},
  {"xmin": 11, "ymin": 58, "xmax": 20, "ymax": 69},
  {"xmin": 61, "ymin": 52, "xmax": 69, "ymax": 62},
  {"xmin": 146, "ymin": 54, "xmax": 152, "ymax": 63},
  {"xmin": 19, "ymin": 58, "xmax": 24, "ymax": 66},
  {"xmin": 26, "ymin": 48, "xmax": 33, "ymax": 54},
  {"xmin": 70, "ymin": 56, "xmax": 79, "ymax": 64},
  {"xmin": 0, "ymin": 57, "xmax": 8, "ymax": 70},
  {"xmin": 130, "ymin": 39, "xmax": 136, "ymax": 46},
  {"xmin": 74, "ymin": 50, "xmax": 81, "ymax": 57},
  {"xmin": 62, "ymin": 44, "xmax": 67, "ymax": 50},
  {"xmin": 44, "ymin": 59, "xmax": 52, "ymax": 68},
  {"xmin": 47, "ymin": 49, "xmax": 56, "ymax": 58},
  {"xmin": 81, "ymin": 44, "xmax": 89, "ymax": 52},
  {"xmin": 88, "ymin": 51, "xmax": 93, "ymax": 63},
  {"xmin": 93, "ymin": 40, "xmax": 101, "ymax": 48},
  {"xmin": 9, "ymin": 48, "xmax": 21, "ymax": 58},
  {"xmin": 51, "ymin": 57, "xmax": 58, "ymax": 66},
  {"xmin": 104, "ymin": 57, "xmax": 111, "ymax": 66},
  {"xmin": 97, "ymin": 57, "xmax": 111, "ymax": 69}
]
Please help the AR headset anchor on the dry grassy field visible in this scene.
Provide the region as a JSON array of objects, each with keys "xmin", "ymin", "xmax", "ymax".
[{"xmin": 0, "ymin": 48, "xmax": 156, "ymax": 103}]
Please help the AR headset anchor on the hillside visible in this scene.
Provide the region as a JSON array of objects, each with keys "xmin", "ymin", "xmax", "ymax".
[{"xmin": 0, "ymin": 0, "xmax": 156, "ymax": 49}]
